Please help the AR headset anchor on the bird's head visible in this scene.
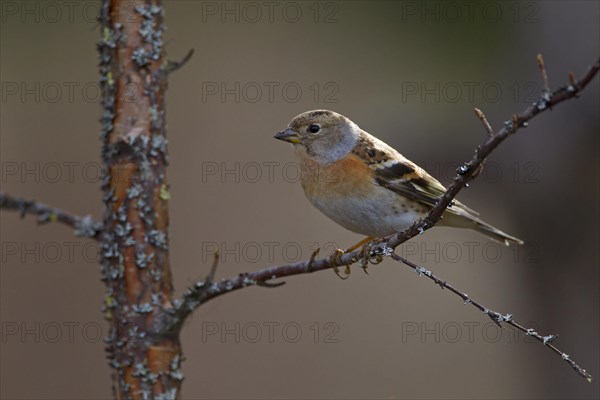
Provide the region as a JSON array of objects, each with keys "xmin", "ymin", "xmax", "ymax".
[{"xmin": 274, "ymin": 110, "xmax": 361, "ymax": 164}]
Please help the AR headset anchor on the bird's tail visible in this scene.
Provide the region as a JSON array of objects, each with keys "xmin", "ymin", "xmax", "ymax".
[
  {"xmin": 472, "ymin": 219, "xmax": 524, "ymax": 246},
  {"xmin": 441, "ymin": 209, "xmax": 524, "ymax": 246}
]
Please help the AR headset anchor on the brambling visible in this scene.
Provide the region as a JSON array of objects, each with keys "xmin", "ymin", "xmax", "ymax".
[{"xmin": 274, "ymin": 110, "xmax": 523, "ymax": 275}]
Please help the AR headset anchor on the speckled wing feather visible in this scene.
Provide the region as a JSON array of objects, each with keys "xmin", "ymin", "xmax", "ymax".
[{"xmin": 352, "ymin": 131, "xmax": 479, "ymax": 216}]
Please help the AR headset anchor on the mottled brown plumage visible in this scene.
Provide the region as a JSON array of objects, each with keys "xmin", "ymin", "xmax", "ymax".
[{"xmin": 274, "ymin": 110, "xmax": 523, "ymax": 245}]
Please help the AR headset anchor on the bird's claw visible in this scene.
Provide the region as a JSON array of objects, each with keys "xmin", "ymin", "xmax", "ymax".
[
  {"xmin": 331, "ymin": 249, "xmax": 350, "ymax": 280},
  {"xmin": 371, "ymin": 254, "xmax": 384, "ymax": 265},
  {"xmin": 360, "ymin": 244, "xmax": 371, "ymax": 274}
]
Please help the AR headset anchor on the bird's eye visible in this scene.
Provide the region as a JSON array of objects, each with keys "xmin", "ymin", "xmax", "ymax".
[{"xmin": 308, "ymin": 124, "xmax": 320, "ymax": 133}]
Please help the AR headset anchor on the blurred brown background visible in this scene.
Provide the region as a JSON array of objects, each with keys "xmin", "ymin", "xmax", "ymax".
[{"xmin": 1, "ymin": 1, "xmax": 599, "ymax": 398}]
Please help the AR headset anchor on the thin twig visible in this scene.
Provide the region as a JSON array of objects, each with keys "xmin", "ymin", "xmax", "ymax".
[
  {"xmin": 389, "ymin": 252, "xmax": 592, "ymax": 382},
  {"xmin": 163, "ymin": 48, "xmax": 194, "ymax": 74},
  {"xmin": 474, "ymin": 107, "xmax": 493, "ymax": 136},
  {"xmin": 0, "ymin": 192, "xmax": 103, "ymax": 239},
  {"xmin": 569, "ymin": 71, "xmax": 577, "ymax": 87},
  {"xmin": 206, "ymin": 249, "xmax": 220, "ymax": 284},
  {"xmin": 472, "ymin": 107, "xmax": 493, "ymax": 177},
  {"xmin": 307, "ymin": 247, "xmax": 320, "ymax": 272},
  {"xmin": 537, "ymin": 53, "xmax": 550, "ymax": 92}
]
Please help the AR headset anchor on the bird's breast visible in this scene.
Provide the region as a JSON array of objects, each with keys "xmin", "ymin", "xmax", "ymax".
[
  {"xmin": 294, "ymin": 151, "xmax": 428, "ymax": 237},
  {"xmin": 298, "ymin": 153, "xmax": 373, "ymax": 199}
]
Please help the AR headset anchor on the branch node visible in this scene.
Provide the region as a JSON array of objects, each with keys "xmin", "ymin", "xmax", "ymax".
[
  {"xmin": 526, "ymin": 328, "xmax": 538, "ymax": 336},
  {"xmin": 485, "ymin": 310, "xmax": 504, "ymax": 327},
  {"xmin": 542, "ymin": 334, "xmax": 558, "ymax": 345},
  {"xmin": 456, "ymin": 164, "xmax": 469, "ymax": 175},
  {"xmin": 503, "ymin": 119, "xmax": 516, "ymax": 134},
  {"xmin": 37, "ymin": 211, "xmax": 57, "ymax": 224},
  {"xmin": 74, "ymin": 215, "xmax": 103, "ymax": 238}
]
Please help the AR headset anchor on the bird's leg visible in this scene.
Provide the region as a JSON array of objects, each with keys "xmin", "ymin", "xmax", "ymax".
[
  {"xmin": 346, "ymin": 236, "xmax": 374, "ymax": 253},
  {"xmin": 348, "ymin": 236, "xmax": 375, "ymax": 274}
]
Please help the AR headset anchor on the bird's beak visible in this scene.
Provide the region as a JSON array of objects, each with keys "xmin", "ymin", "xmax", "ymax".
[{"xmin": 274, "ymin": 128, "xmax": 300, "ymax": 144}]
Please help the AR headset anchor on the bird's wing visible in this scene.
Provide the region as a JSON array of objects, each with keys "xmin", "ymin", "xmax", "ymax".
[{"xmin": 352, "ymin": 131, "xmax": 479, "ymax": 216}]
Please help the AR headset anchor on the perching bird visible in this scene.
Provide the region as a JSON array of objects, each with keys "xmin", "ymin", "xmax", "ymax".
[{"xmin": 274, "ymin": 110, "xmax": 523, "ymax": 259}]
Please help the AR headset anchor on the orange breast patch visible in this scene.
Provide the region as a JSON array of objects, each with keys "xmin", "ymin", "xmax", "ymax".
[{"xmin": 300, "ymin": 153, "xmax": 373, "ymax": 199}]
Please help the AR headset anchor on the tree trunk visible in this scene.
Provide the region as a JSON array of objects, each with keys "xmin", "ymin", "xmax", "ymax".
[{"xmin": 98, "ymin": 0, "xmax": 182, "ymax": 397}]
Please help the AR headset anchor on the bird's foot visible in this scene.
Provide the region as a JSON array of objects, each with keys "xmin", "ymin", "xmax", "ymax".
[
  {"xmin": 360, "ymin": 240, "xmax": 384, "ymax": 274},
  {"xmin": 330, "ymin": 249, "xmax": 351, "ymax": 280}
]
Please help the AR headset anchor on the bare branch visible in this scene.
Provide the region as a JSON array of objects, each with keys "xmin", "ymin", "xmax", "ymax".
[
  {"xmin": 164, "ymin": 57, "xmax": 599, "ymax": 327},
  {"xmin": 0, "ymin": 192, "xmax": 103, "ymax": 239},
  {"xmin": 389, "ymin": 252, "xmax": 593, "ymax": 382},
  {"xmin": 155, "ymin": 56, "xmax": 600, "ymax": 380}
]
